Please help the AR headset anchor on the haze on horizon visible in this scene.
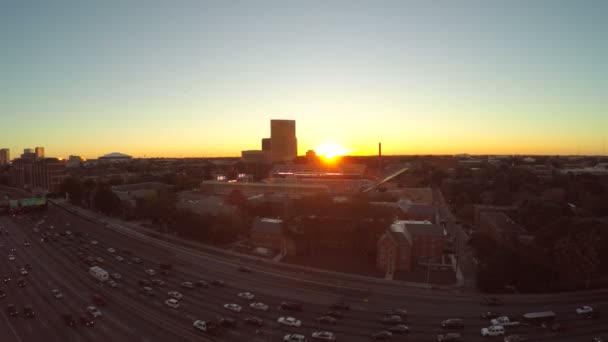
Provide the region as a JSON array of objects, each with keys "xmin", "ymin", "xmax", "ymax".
[{"xmin": 1, "ymin": 0, "xmax": 607, "ymax": 159}]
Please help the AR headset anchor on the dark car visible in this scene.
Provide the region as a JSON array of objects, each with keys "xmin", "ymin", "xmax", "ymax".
[
  {"xmin": 0, "ymin": 290, "xmax": 6, "ymax": 299},
  {"xmin": 17, "ymin": 278, "xmax": 26, "ymax": 287},
  {"xmin": 2, "ymin": 275, "xmax": 10, "ymax": 282},
  {"xmin": 441, "ymin": 319, "xmax": 464, "ymax": 329},
  {"xmin": 388, "ymin": 324, "xmax": 409, "ymax": 334},
  {"xmin": 386, "ymin": 308, "xmax": 408, "ymax": 317},
  {"xmin": 132, "ymin": 257, "xmax": 143, "ymax": 264},
  {"xmin": 483, "ymin": 297, "xmax": 503, "ymax": 306},
  {"xmin": 24, "ymin": 264, "xmax": 32, "ymax": 270},
  {"xmin": 138, "ymin": 279, "xmax": 151, "ymax": 287},
  {"xmin": 325, "ymin": 310, "xmax": 343, "ymax": 319},
  {"xmin": 238, "ymin": 266, "xmax": 252, "ymax": 273},
  {"xmin": 329, "ymin": 302, "xmax": 350, "ymax": 310},
  {"xmin": 481, "ymin": 311, "xmax": 502, "ymax": 319},
  {"xmin": 24, "ymin": 306, "xmax": 35, "ymax": 318},
  {"xmin": 211, "ymin": 280, "xmax": 225, "ymax": 287},
  {"xmin": 80, "ymin": 316, "xmax": 95, "ymax": 327},
  {"xmin": 437, "ymin": 333, "xmax": 462, "ymax": 342},
  {"xmin": 93, "ymin": 294, "xmax": 106, "ymax": 306},
  {"xmin": 217, "ymin": 316, "xmax": 237, "ymax": 328},
  {"xmin": 196, "ymin": 280, "xmax": 210, "ymax": 288},
  {"xmin": 7, "ymin": 304, "xmax": 18, "ymax": 316},
  {"xmin": 280, "ymin": 301, "xmax": 303, "ymax": 311},
  {"xmin": 371, "ymin": 331, "xmax": 393, "ymax": 340},
  {"xmin": 63, "ymin": 314, "xmax": 76, "ymax": 327},
  {"xmin": 504, "ymin": 335, "xmax": 527, "ymax": 342},
  {"xmin": 316, "ymin": 316, "xmax": 337, "ymax": 325},
  {"xmin": 382, "ymin": 315, "xmax": 403, "ymax": 325},
  {"xmin": 244, "ymin": 316, "xmax": 264, "ymax": 327}
]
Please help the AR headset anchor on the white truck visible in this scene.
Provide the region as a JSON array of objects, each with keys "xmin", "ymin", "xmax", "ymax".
[
  {"xmin": 491, "ymin": 316, "xmax": 520, "ymax": 327},
  {"xmin": 89, "ymin": 266, "xmax": 109, "ymax": 282}
]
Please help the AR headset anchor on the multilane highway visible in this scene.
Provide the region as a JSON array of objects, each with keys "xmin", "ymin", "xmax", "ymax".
[{"xmin": 0, "ymin": 204, "xmax": 606, "ymax": 342}]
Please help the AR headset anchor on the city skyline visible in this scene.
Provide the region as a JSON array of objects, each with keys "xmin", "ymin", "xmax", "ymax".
[{"xmin": 2, "ymin": 1, "xmax": 607, "ymax": 158}]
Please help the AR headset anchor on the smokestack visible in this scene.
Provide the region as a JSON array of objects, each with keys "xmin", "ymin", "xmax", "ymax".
[{"xmin": 379, "ymin": 142, "xmax": 382, "ymax": 175}]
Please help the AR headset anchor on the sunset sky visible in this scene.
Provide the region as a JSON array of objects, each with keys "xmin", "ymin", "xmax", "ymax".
[{"xmin": 1, "ymin": 1, "xmax": 607, "ymax": 159}]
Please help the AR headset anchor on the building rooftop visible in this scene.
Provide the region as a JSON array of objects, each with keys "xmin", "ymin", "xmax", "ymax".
[
  {"xmin": 480, "ymin": 211, "xmax": 526, "ymax": 234},
  {"xmin": 100, "ymin": 152, "xmax": 132, "ymax": 159},
  {"xmin": 251, "ymin": 217, "xmax": 283, "ymax": 234}
]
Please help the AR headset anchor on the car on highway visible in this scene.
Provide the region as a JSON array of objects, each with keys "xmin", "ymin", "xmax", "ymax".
[
  {"xmin": 224, "ymin": 303, "xmax": 242, "ymax": 313},
  {"xmin": 280, "ymin": 301, "xmax": 303, "ymax": 311},
  {"xmin": 51, "ymin": 289, "xmax": 63, "ymax": 299},
  {"xmin": 386, "ymin": 308, "xmax": 407, "ymax": 317},
  {"xmin": 165, "ymin": 298, "xmax": 180, "ymax": 309},
  {"xmin": 80, "ymin": 316, "xmax": 95, "ymax": 327},
  {"xmin": 437, "ymin": 333, "xmax": 462, "ymax": 342},
  {"xmin": 481, "ymin": 311, "xmax": 502, "ymax": 319},
  {"xmin": 238, "ymin": 291, "xmax": 255, "ymax": 300},
  {"xmin": 24, "ymin": 263, "xmax": 32, "ymax": 270},
  {"xmin": 0, "ymin": 290, "xmax": 6, "ymax": 298},
  {"xmin": 138, "ymin": 279, "xmax": 151, "ymax": 287},
  {"xmin": 20, "ymin": 268, "xmax": 28, "ymax": 276},
  {"xmin": 382, "ymin": 315, "xmax": 403, "ymax": 325},
  {"xmin": 283, "ymin": 334, "xmax": 307, "ymax": 342},
  {"xmin": 140, "ymin": 286, "xmax": 154, "ymax": 296},
  {"xmin": 316, "ymin": 316, "xmax": 337, "ymax": 325},
  {"xmin": 180, "ymin": 281, "xmax": 194, "ymax": 289},
  {"xmin": 93, "ymin": 294, "xmax": 106, "ymax": 306},
  {"xmin": 23, "ymin": 241, "xmax": 30, "ymax": 247},
  {"xmin": 115, "ymin": 255, "xmax": 124, "ymax": 262},
  {"xmin": 278, "ymin": 316, "xmax": 302, "ymax": 327},
  {"xmin": 107, "ymin": 247, "xmax": 116, "ymax": 253},
  {"xmin": 132, "ymin": 257, "xmax": 143, "ymax": 264},
  {"xmin": 2, "ymin": 275, "xmax": 10, "ymax": 282},
  {"xmin": 24, "ymin": 306, "xmax": 35, "ymax": 318},
  {"xmin": 145, "ymin": 269, "xmax": 157, "ymax": 276},
  {"xmin": 217, "ymin": 316, "xmax": 237, "ymax": 328},
  {"xmin": 95, "ymin": 257, "xmax": 104, "ymax": 263},
  {"xmin": 250, "ymin": 302, "xmax": 270, "ymax": 311},
  {"xmin": 388, "ymin": 324, "xmax": 409, "ymax": 334},
  {"xmin": 311, "ymin": 331, "xmax": 336, "ymax": 341},
  {"xmin": 329, "ymin": 302, "xmax": 350, "ymax": 310},
  {"xmin": 152, "ymin": 279, "xmax": 165, "ymax": 286},
  {"xmin": 91, "ymin": 240, "xmax": 98, "ymax": 245},
  {"xmin": 107, "ymin": 280, "xmax": 118, "ymax": 288},
  {"xmin": 504, "ymin": 335, "xmax": 526, "ymax": 342},
  {"xmin": 592, "ymin": 337, "xmax": 605, "ymax": 342},
  {"xmin": 244, "ymin": 316, "xmax": 264, "ymax": 327},
  {"xmin": 211, "ymin": 280, "xmax": 225, "ymax": 287},
  {"xmin": 87, "ymin": 305, "xmax": 102, "ymax": 317},
  {"xmin": 481, "ymin": 325, "xmax": 506, "ymax": 337},
  {"xmin": 7, "ymin": 304, "xmax": 18, "ymax": 316},
  {"xmin": 63, "ymin": 314, "xmax": 76, "ymax": 327},
  {"xmin": 193, "ymin": 320, "xmax": 220, "ymax": 335},
  {"xmin": 325, "ymin": 310, "xmax": 343, "ymax": 319},
  {"xmin": 8, "ymin": 254, "xmax": 15, "ymax": 261},
  {"xmin": 441, "ymin": 318, "xmax": 464, "ymax": 329},
  {"xmin": 371, "ymin": 330, "xmax": 393, "ymax": 340},
  {"xmin": 112, "ymin": 273, "xmax": 122, "ymax": 280},
  {"xmin": 17, "ymin": 278, "xmax": 26, "ymax": 287},
  {"xmin": 483, "ymin": 297, "xmax": 503, "ymax": 306},
  {"xmin": 196, "ymin": 280, "xmax": 210, "ymax": 288},
  {"xmin": 168, "ymin": 291, "xmax": 183, "ymax": 300},
  {"xmin": 238, "ymin": 266, "xmax": 252, "ymax": 273},
  {"xmin": 576, "ymin": 305, "xmax": 594, "ymax": 315}
]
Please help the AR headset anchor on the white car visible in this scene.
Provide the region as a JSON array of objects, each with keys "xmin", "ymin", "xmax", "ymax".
[
  {"xmin": 112, "ymin": 273, "xmax": 122, "ymax": 280},
  {"xmin": 278, "ymin": 316, "xmax": 302, "ymax": 327},
  {"xmin": 107, "ymin": 248, "xmax": 116, "ymax": 253},
  {"xmin": 284, "ymin": 334, "xmax": 308, "ymax": 342},
  {"xmin": 481, "ymin": 325, "xmax": 505, "ymax": 337},
  {"xmin": 51, "ymin": 288, "xmax": 63, "ymax": 299},
  {"xmin": 238, "ymin": 292, "xmax": 255, "ymax": 300},
  {"xmin": 90, "ymin": 240, "xmax": 98, "ymax": 245},
  {"xmin": 20, "ymin": 268, "xmax": 28, "ymax": 275},
  {"xmin": 145, "ymin": 269, "xmax": 156, "ymax": 276},
  {"xmin": 224, "ymin": 303, "xmax": 242, "ymax": 313},
  {"xmin": 180, "ymin": 281, "xmax": 194, "ymax": 288},
  {"xmin": 491, "ymin": 316, "xmax": 510, "ymax": 326},
  {"xmin": 576, "ymin": 306, "xmax": 594, "ymax": 315},
  {"xmin": 107, "ymin": 280, "xmax": 118, "ymax": 288},
  {"xmin": 87, "ymin": 305, "xmax": 102, "ymax": 317},
  {"xmin": 311, "ymin": 331, "xmax": 336, "ymax": 341},
  {"xmin": 193, "ymin": 320, "xmax": 210, "ymax": 331},
  {"xmin": 250, "ymin": 302, "xmax": 270, "ymax": 311},
  {"xmin": 8, "ymin": 254, "xmax": 15, "ymax": 261},
  {"xmin": 168, "ymin": 291, "xmax": 183, "ymax": 300},
  {"xmin": 165, "ymin": 299, "xmax": 180, "ymax": 309},
  {"xmin": 115, "ymin": 255, "xmax": 124, "ymax": 262}
]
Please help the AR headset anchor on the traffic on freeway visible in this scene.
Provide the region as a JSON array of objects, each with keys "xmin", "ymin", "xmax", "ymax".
[{"xmin": 1, "ymin": 205, "xmax": 606, "ymax": 342}]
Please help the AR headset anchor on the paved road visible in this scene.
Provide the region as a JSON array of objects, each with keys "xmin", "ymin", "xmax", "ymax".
[{"xmin": 0, "ymin": 205, "xmax": 607, "ymax": 342}]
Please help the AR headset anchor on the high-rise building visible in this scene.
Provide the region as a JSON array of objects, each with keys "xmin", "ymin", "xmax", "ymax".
[
  {"xmin": 261, "ymin": 138, "xmax": 272, "ymax": 152},
  {"xmin": 24, "ymin": 148, "xmax": 34, "ymax": 154},
  {"xmin": 270, "ymin": 119, "xmax": 297, "ymax": 162},
  {"xmin": 0, "ymin": 148, "xmax": 9, "ymax": 165},
  {"xmin": 35, "ymin": 147, "xmax": 45, "ymax": 158}
]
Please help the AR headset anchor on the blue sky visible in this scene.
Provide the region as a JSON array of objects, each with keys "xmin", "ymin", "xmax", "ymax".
[{"xmin": 1, "ymin": 0, "xmax": 607, "ymax": 158}]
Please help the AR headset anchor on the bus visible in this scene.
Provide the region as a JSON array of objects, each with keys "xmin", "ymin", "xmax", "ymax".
[
  {"xmin": 89, "ymin": 266, "xmax": 109, "ymax": 282},
  {"xmin": 522, "ymin": 311, "xmax": 556, "ymax": 325}
]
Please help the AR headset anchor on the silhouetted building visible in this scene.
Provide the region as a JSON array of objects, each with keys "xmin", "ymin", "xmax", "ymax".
[
  {"xmin": 270, "ymin": 119, "xmax": 297, "ymax": 162},
  {"xmin": 99, "ymin": 152, "xmax": 132, "ymax": 164},
  {"xmin": 23, "ymin": 148, "xmax": 34, "ymax": 154},
  {"xmin": 306, "ymin": 150, "xmax": 317, "ymax": 163},
  {"xmin": 241, "ymin": 150, "xmax": 270, "ymax": 164},
  {"xmin": 0, "ymin": 148, "xmax": 9, "ymax": 165},
  {"xmin": 35, "ymin": 146, "xmax": 45, "ymax": 158},
  {"xmin": 66, "ymin": 155, "xmax": 84, "ymax": 168},
  {"xmin": 9, "ymin": 157, "xmax": 66, "ymax": 192},
  {"xmin": 262, "ymin": 138, "xmax": 272, "ymax": 152}
]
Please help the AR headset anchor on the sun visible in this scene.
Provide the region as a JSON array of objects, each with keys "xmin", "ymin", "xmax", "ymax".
[{"xmin": 316, "ymin": 143, "xmax": 348, "ymax": 160}]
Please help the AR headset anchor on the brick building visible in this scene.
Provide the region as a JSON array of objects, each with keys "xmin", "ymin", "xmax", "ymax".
[
  {"xmin": 250, "ymin": 218, "xmax": 283, "ymax": 250},
  {"xmin": 9, "ymin": 157, "xmax": 66, "ymax": 193},
  {"xmin": 376, "ymin": 220, "xmax": 445, "ymax": 273}
]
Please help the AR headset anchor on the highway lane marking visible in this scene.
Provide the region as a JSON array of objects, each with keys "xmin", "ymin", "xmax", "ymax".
[{"xmin": 0, "ymin": 310, "xmax": 24, "ymax": 342}]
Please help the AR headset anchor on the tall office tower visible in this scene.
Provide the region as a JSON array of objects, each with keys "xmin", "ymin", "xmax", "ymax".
[
  {"xmin": 270, "ymin": 119, "xmax": 297, "ymax": 162},
  {"xmin": 0, "ymin": 148, "xmax": 9, "ymax": 165},
  {"xmin": 35, "ymin": 147, "xmax": 45, "ymax": 158}
]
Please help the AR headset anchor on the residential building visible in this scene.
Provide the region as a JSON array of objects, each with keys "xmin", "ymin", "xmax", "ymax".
[
  {"xmin": 0, "ymin": 148, "xmax": 9, "ymax": 165},
  {"xmin": 250, "ymin": 218, "xmax": 283, "ymax": 250},
  {"xmin": 270, "ymin": 119, "xmax": 297, "ymax": 162},
  {"xmin": 35, "ymin": 146, "xmax": 44, "ymax": 158}
]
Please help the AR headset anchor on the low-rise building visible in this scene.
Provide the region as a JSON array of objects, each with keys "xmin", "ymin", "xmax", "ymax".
[
  {"xmin": 250, "ymin": 218, "xmax": 283, "ymax": 250},
  {"xmin": 111, "ymin": 182, "xmax": 171, "ymax": 205}
]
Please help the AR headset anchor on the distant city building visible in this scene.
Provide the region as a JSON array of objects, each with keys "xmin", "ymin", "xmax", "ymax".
[
  {"xmin": 241, "ymin": 150, "xmax": 270, "ymax": 164},
  {"xmin": 270, "ymin": 119, "xmax": 297, "ymax": 162},
  {"xmin": 261, "ymin": 138, "xmax": 272, "ymax": 152},
  {"xmin": 66, "ymin": 155, "xmax": 84, "ymax": 168},
  {"xmin": 0, "ymin": 148, "xmax": 9, "ymax": 165},
  {"xmin": 23, "ymin": 148, "xmax": 34, "ymax": 154},
  {"xmin": 376, "ymin": 220, "xmax": 445, "ymax": 273},
  {"xmin": 9, "ymin": 157, "xmax": 66, "ymax": 192},
  {"xmin": 35, "ymin": 146, "xmax": 45, "ymax": 158},
  {"xmin": 306, "ymin": 150, "xmax": 317, "ymax": 162},
  {"xmin": 99, "ymin": 152, "xmax": 132, "ymax": 164}
]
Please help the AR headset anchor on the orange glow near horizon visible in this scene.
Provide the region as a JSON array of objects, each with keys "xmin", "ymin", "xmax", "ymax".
[{"xmin": 316, "ymin": 143, "xmax": 348, "ymax": 161}]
